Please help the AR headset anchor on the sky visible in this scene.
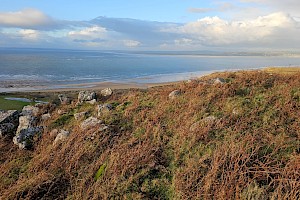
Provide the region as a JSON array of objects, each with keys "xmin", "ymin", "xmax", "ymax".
[{"xmin": 0, "ymin": 0, "xmax": 300, "ymax": 51}]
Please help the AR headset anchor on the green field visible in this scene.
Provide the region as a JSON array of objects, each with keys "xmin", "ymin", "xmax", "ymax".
[{"xmin": 0, "ymin": 95, "xmax": 32, "ymax": 110}]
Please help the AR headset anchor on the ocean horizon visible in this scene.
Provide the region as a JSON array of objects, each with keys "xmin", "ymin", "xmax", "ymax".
[{"xmin": 1, "ymin": 48, "xmax": 300, "ymax": 92}]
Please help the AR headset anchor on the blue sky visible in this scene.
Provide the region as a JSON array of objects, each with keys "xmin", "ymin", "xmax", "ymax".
[{"xmin": 0, "ymin": 0, "xmax": 300, "ymax": 50}]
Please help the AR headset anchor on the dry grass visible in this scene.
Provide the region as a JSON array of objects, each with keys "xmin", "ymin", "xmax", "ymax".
[
  {"xmin": 1, "ymin": 70, "xmax": 300, "ymax": 199},
  {"xmin": 264, "ymin": 67, "xmax": 300, "ymax": 74}
]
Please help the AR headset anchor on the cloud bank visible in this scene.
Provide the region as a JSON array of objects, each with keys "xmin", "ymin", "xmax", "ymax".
[{"xmin": 0, "ymin": 7, "xmax": 299, "ymax": 50}]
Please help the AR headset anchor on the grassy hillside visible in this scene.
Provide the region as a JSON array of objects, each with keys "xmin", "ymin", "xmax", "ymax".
[{"xmin": 1, "ymin": 70, "xmax": 300, "ymax": 199}]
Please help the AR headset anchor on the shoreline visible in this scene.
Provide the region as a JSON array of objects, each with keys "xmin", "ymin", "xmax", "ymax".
[{"xmin": 1, "ymin": 66, "xmax": 299, "ymax": 94}]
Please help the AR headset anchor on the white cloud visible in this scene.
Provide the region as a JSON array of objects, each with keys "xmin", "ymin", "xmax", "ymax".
[
  {"xmin": 0, "ymin": 8, "xmax": 53, "ymax": 28},
  {"xmin": 68, "ymin": 26, "xmax": 107, "ymax": 39},
  {"xmin": 164, "ymin": 12, "xmax": 298, "ymax": 46},
  {"xmin": 123, "ymin": 39, "xmax": 141, "ymax": 47},
  {"xmin": 19, "ymin": 29, "xmax": 40, "ymax": 40}
]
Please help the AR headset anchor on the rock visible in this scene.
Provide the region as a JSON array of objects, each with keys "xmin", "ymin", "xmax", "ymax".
[
  {"xmin": 97, "ymin": 103, "xmax": 113, "ymax": 116},
  {"xmin": 41, "ymin": 113, "xmax": 51, "ymax": 121},
  {"xmin": 49, "ymin": 129, "xmax": 59, "ymax": 137},
  {"xmin": 99, "ymin": 125, "xmax": 109, "ymax": 132},
  {"xmin": 13, "ymin": 126, "xmax": 43, "ymax": 149},
  {"xmin": 53, "ymin": 130, "xmax": 70, "ymax": 145},
  {"xmin": 21, "ymin": 105, "xmax": 39, "ymax": 116},
  {"xmin": 101, "ymin": 88, "xmax": 113, "ymax": 97},
  {"xmin": 16, "ymin": 115, "xmax": 37, "ymax": 134},
  {"xmin": 74, "ymin": 112, "xmax": 87, "ymax": 121},
  {"xmin": 208, "ymin": 78, "xmax": 226, "ymax": 85},
  {"xmin": 77, "ymin": 91, "xmax": 96, "ymax": 104},
  {"xmin": 202, "ymin": 116, "xmax": 217, "ymax": 124},
  {"xmin": 81, "ymin": 117, "xmax": 103, "ymax": 130},
  {"xmin": 168, "ymin": 90, "xmax": 181, "ymax": 99},
  {"xmin": 232, "ymin": 108, "xmax": 239, "ymax": 115},
  {"xmin": 87, "ymin": 99, "xmax": 97, "ymax": 105},
  {"xmin": 57, "ymin": 109, "xmax": 67, "ymax": 115},
  {"xmin": 0, "ymin": 123, "xmax": 16, "ymax": 137},
  {"xmin": 0, "ymin": 110, "xmax": 19, "ymax": 137},
  {"xmin": 58, "ymin": 94, "xmax": 70, "ymax": 105},
  {"xmin": 13, "ymin": 106, "xmax": 42, "ymax": 149}
]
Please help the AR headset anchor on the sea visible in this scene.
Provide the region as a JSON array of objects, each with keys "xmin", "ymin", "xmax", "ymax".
[{"xmin": 1, "ymin": 48, "xmax": 300, "ymax": 92}]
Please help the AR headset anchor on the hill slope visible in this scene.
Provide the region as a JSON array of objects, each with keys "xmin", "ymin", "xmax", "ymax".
[{"xmin": 1, "ymin": 70, "xmax": 300, "ymax": 199}]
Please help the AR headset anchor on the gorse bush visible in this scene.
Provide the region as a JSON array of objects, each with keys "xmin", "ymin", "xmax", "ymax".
[{"xmin": 1, "ymin": 70, "xmax": 300, "ymax": 199}]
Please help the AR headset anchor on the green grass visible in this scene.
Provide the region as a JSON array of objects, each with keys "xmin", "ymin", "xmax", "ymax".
[{"xmin": 0, "ymin": 96, "xmax": 32, "ymax": 110}]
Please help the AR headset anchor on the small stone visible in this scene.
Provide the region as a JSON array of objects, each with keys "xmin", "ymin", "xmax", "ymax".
[
  {"xmin": 232, "ymin": 108, "xmax": 239, "ymax": 115},
  {"xmin": 53, "ymin": 130, "xmax": 70, "ymax": 145},
  {"xmin": 81, "ymin": 117, "xmax": 103, "ymax": 130},
  {"xmin": 74, "ymin": 112, "xmax": 87, "ymax": 121},
  {"xmin": 41, "ymin": 113, "xmax": 51, "ymax": 121},
  {"xmin": 78, "ymin": 91, "xmax": 96, "ymax": 104},
  {"xmin": 97, "ymin": 103, "xmax": 113, "ymax": 116},
  {"xmin": 58, "ymin": 94, "xmax": 70, "ymax": 105},
  {"xmin": 49, "ymin": 129, "xmax": 59, "ymax": 137},
  {"xmin": 101, "ymin": 88, "xmax": 113, "ymax": 97},
  {"xmin": 99, "ymin": 125, "xmax": 109, "ymax": 131},
  {"xmin": 57, "ymin": 109, "xmax": 67, "ymax": 115},
  {"xmin": 202, "ymin": 116, "xmax": 217, "ymax": 124},
  {"xmin": 87, "ymin": 99, "xmax": 97, "ymax": 105},
  {"xmin": 208, "ymin": 78, "xmax": 226, "ymax": 85},
  {"xmin": 168, "ymin": 90, "xmax": 181, "ymax": 99}
]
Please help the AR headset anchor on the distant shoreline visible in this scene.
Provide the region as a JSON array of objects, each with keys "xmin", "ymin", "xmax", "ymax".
[{"xmin": 1, "ymin": 66, "xmax": 299, "ymax": 94}]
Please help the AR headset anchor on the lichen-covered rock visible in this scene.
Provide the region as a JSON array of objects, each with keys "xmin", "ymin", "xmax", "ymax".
[
  {"xmin": 97, "ymin": 103, "xmax": 113, "ymax": 116},
  {"xmin": 53, "ymin": 130, "xmax": 70, "ymax": 145},
  {"xmin": 13, "ymin": 126, "xmax": 43, "ymax": 149},
  {"xmin": 81, "ymin": 117, "xmax": 103, "ymax": 130},
  {"xmin": 58, "ymin": 94, "xmax": 70, "ymax": 105},
  {"xmin": 74, "ymin": 111, "xmax": 88, "ymax": 121},
  {"xmin": 168, "ymin": 90, "xmax": 181, "ymax": 99},
  {"xmin": 0, "ymin": 110, "xmax": 19, "ymax": 137},
  {"xmin": 16, "ymin": 115, "xmax": 37, "ymax": 134},
  {"xmin": 78, "ymin": 91, "xmax": 96, "ymax": 104},
  {"xmin": 21, "ymin": 105, "xmax": 39, "ymax": 116},
  {"xmin": 101, "ymin": 88, "xmax": 113, "ymax": 97},
  {"xmin": 13, "ymin": 105, "xmax": 42, "ymax": 149}
]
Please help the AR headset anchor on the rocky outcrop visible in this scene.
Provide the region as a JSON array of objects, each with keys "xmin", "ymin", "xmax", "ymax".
[
  {"xmin": 77, "ymin": 91, "xmax": 96, "ymax": 104},
  {"xmin": 97, "ymin": 103, "xmax": 113, "ymax": 117},
  {"xmin": 13, "ymin": 127, "xmax": 43, "ymax": 149},
  {"xmin": 13, "ymin": 106, "xmax": 42, "ymax": 149},
  {"xmin": 169, "ymin": 90, "xmax": 181, "ymax": 99},
  {"xmin": 101, "ymin": 88, "xmax": 113, "ymax": 97},
  {"xmin": 53, "ymin": 130, "xmax": 70, "ymax": 145},
  {"xmin": 0, "ymin": 110, "xmax": 19, "ymax": 137},
  {"xmin": 80, "ymin": 117, "xmax": 103, "ymax": 130}
]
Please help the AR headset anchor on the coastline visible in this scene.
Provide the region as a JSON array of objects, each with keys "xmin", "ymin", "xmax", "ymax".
[{"xmin": 1, "ymin": 66, "xmax": 299, "ymax": 94}]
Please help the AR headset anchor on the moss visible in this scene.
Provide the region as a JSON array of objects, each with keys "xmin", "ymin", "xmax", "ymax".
[
  {"xmin": 94, "ymin": 163, "xmax": 107, "ymax": 181},
  {"xmin": 49, "ymin": 114, "xmax": 73, "ymax": 129}
]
